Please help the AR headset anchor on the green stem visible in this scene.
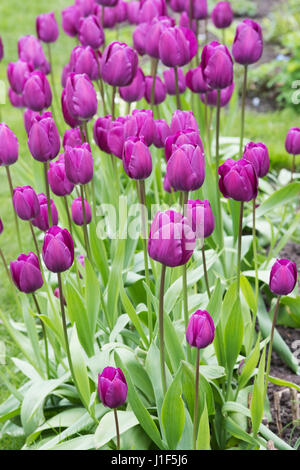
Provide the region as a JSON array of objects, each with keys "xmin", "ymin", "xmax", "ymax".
[
  {"xmin": 29, "ymin": 221, "xmax": 41, "ymax": 265},
  {"xmin": 181, "ymin": 191, "xmax": 189, "ymax": 330},
  {"xmin": 201, "ymin": 246, "xmax": 211, "ymax": 298},
  {"xmin": 32, "ymin": 293, "xmax": 50, "ymax": 380},
  {"xmin": 80, "ymin": 185, "xmax": 91, "ymax": 260},
  {"xmin": 82, "ymin": 122, "xmax": 97, "ymax": 221},
  {"xmin": 193, "ymin": 348, "xmax": 200, "ymax": 450},
  {"xmin": 151, "ymin": 58, "xmax": 159, "ymax": 111},
  {"xmin": 237, "ymin": 201, "xmax": 244, "ymax": 297},
  {"xmin": 252, "ymin": 198, "xmax": 259, "ymax": 331},
  {"xmin": 264, "ymin": 296, "xmax": 281, "ymax": 400},
  {"xmin": 159, "ymin": 264, "xmax": 167, "ymax": 395},
  {"xmin": 44, "ymin": 162, "xmax": 53, "ymax": 228},
  {"xmin": 47, "ymin": 43, "xmax": 60, "ymax": 132},
  {"xmin": 111, "ymin": 86, "xmax": 116, "ymax": 120},
  {"xmin": 239, "ymin": 65, "xmax": 248, "ymax": 158},
  {"xmin": 114, "ymin": 408, "xmax": 120, "ymax": 450},
  {"xmin": 64, "ymin": 196, "xmax": 73, "ymax": 238},
  {"xmin": 174, "ymin": 66, "xmax": 181, "ymax": 110},
  {"xmin": 5, "ymin": 166, "xmax": 22, "ymax": 250},
  {"xmin": 291, "ymin": 154, "xmax": 296, "ymax": 183}
]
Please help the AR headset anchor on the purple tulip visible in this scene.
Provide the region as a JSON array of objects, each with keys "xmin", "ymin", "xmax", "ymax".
[
  {"xmin": 200, "ymin": 82, "xmax": 235, "ymax": 107},
  {"xmin": 48, "ymin": 155, "xmax": 75, "ymax": 197},
  {"xmin": 145, "ymin": 16, "xmax": 175, "ymax": 59},
  {"xmin": 179, "ymin": 11, "xmax": 197, "ymax": 35},
  {"xmin": 100, "ymin": 42, "xmax": 138, "ymax": 87},
  {"xmin": 71, "ymin": 197, "xmax": 92, "ymax": 225},
  {"xmin": 127, "ymin": 1, "xmax": 140, "ymax": 24},
  {"xmin": 78, "ymin": 15, "xmax": 105, "ymax": 50},
  {"xmin": 163, "ymin": 67, "xmax": 186, "ymax": 95},
  {"xmin": 101, "ymin": 6, "xmax": 118, "ymax": 28},
  {"xmin": 167, "ymin": 143, "xmax": 205, "ymax": 192},
  {"xmin": 28, "ymin": 113, "xmax": 60, "ymax": 163},
  {"xmin": 269, "ymin": 259, "xmax": 298, "ymax": 296},
  {"xmin": 18, "ymin": 35, "xmax": 50, "ymax": 74},
  {"xmin": 159, "ymin": 25, "xmax": 197, "ymax": 67},
  {"xmin": 186, "ymin": 66, "xmax": 210, "ymax": 94},
  {"xmin": 13, "ymin": 186, "xmax": 40, "ymax": 221},
  {"xmin": 170, "ymin": 0, "xmax": 186, "ymax": 12},
  {"xmin": 201, "ymin": 41, "xmax": 233, "ymax": 90},
  {"xmin": 138, "ymin": 0, "xmax": 167, "ymax": 23},
  {"xmin": 0, "ymin": 218, "xmax": 3, "ymax": 235},
  {"xmin": 232, "ymin": 19, "xmax": 263, "ymax": 66},
  {"xmin": 126, "ymin": 109, "xmax": 156, "ymax": 147},
  {"xmin": 170, "ymin": 110, "xmax": 198, "ymax": 135},
  {"xmin": 10, "ymin": 252, "xmax": 43, "ymax": 294},
  {"xmin": 218, "ymin": 158, "xmax": 258, "ymax": 202},
  {"xmin": 148, "ymin": 210, "xmax": 195, "ymax": 267},
  {"xmin": 78, "ymin": 254, "xmax": 85, "ymax": 268},
  {"xmin": 133, "ymin": 23, "xmax": 149, "ymax": 56},
  {"xmin": 0, "ymin": 123, "xmax": 19, "ymax": 166},
  {"xmin": 211, "ymin": 2, "xmax": 233, "ymax": 29},
  {"xmin": 115, "ymin": 1, "xmax": 127, "ymax": 23},
  {"xmin": 153, "ymin": 119, "xmax": 171, "ymax": 148},
  {"xmin": 107, "ymin": 116, "xmax": 128, "ymax": 158},
  {"xmin": 61, "ymin": 63, "xmax": 72, "ymax": 88},
  {"xmin": 75, "ymin": 0, "xmax": 96, "ymax": 17},
  {"xmin": 32, "ymin": 193, "xmax": 59, "ymax": 231},
  {"xmin": 7, "ymin": 60, "xmax": 33, "ymax": 95},
  {"xmin": 62, "ymin": 128, "xmax": 82, "ymax": 150},
  {"xmin": 144, "ymin": 75, "xmax": 167, "ymax": 105},
  {"xmin": 69, "ymin": 46, "xmax": 101, "ymax": 81},
  {"xmin": 24, "ymin": 109, "xmax": 40, "ymax": 136},
  {"xmin": 165, "ymin": 128, "xmax": 202, "ymax": 162},
  {"xmin": 36, "ymin": 12, "xmax": 59, "ymax": 43},
  {"xmin": 186, "ymin": 310, "xmax": 215, "ymax": 349},
  {"xmin": 163, "ymin": 173, "xmax": 172, "ymax": 193},
  {"xmin": 186, "ymin": 0, "xmax": 208, "ymax": 20},
  {"xmin": 243, "ymin": 142, "xmax": 269, "ymax": 178},
  {"xmin": 54, "ymin": 287, "xmax": 67, "ymax": 305},
  {"xmin": 61, "ymin": 88, "xmax": 82, "ymax": 128},
  {"xmin": 61, "ymin": 5, "xmax": 81, "ymax": 37},
  {"xmin": 122, "ymin": 137, "xmax": 152, "ymax": 180},
  {"xmin": 98, "ymin": 367, "xmax": 127, "ymax": 409},
  {"xmin": 93, "ymin": 115, "xmax": 113, "ymax": 154},
  {"xmin": 42, "ymin": 226, "xmax": 74, "ymax": 273},
  {"xmin": 64, "ymin": 143, "xmax": 94, "ymax": 185},
  {"xmin": 119, "ymin": 68, "xmax": 146, "ymax": 103},
  {"xmin": 0, "ymin": 37, "xmax": 3, "ymax": 62},
  {"xmin": 95, "ymin": 0, "xmax": 118, "ymax": 6},
  {"xmin": 9, "ymin": 89, "xmax": 25, "ymax": 108},
  {"xmin": 23, "ymin": 70, "xmax": 52, "ymax": 112},
  {"xmin": 186, "ymin": 199, "xmax": 215, "ymax": 239},
  {"xmin": 285, "ymin": 127, "xmax": 300, "ymax": 155},
  {"xmin": 65, "ymin": 73, "xmax": 98, "ymax": 122}
]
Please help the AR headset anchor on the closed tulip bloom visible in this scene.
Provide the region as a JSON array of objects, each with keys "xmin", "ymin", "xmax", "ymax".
[
  {"xmin": 101, "ymin": 42, "xmax": 138, "ymax": 87},
  {"xmin": 159, "ymin": 25, "xmax": 197, "ymax": 67},
  {"xmin": 186, "ymin": 0, "xmax": 208, "ymax": 20},
  {"xmin": 138, "ymin": 0, "xmax": 167, "ymax": 23},
  {"xmin": 165, "ymin": 128, "xmax": 202, "ymax": 161},
  {"xmin": 48, "ymin": 155, "xmax": 75, "ymax": 197},
  {"xmin": 200, "ymin": 82, "xmax": 235, "ymax": 107},
  {"xmin": 122, "ymin": 137, "xmax": 152, "ymax": 180},
  {"xmin": 285, "ymin": 127, "xmax": 300, "ymax": 155},
  {"xmin": 7, "ymin": 60, "xmax": 33, "ymax": 95},
  {"xmin": 101, "ymin": 6, "xmax": 118, "ymax": 28},
  {"xmin": 163, "ymin": 67, "xmax": 186, "ymax": 95},
  {"xmin": 218, "ymin": 158, "xmax": 258, "ymax": 202},
  {"xmin": 0, "ymin": 218, "xmax": 3, "ymax": 235},
  {"xmin": 0, "ymin": 37, "xmax": 3, "ymax": 62},
  {"xmin": 167, "ymin": 143, "xmax": 205, "ymax": 192},
  {"xmin": 28, "ymin": 113, "xmax": 60, "ymax": 162},
  {"xmin": 24, "ymin": 109, "xmax": 40, "ymax": 135},
  {"xmin": 61, "ymin": 5, "xmax": 81, "ymax": 37},
  {"xmin": 23, "ymin": 71, "xmax": 52, "ymax": 112},
  {"xmin": 42, "ymin": 226, "xmax": 74, "ymax": 273},
  {"xmin": 63, "ymin": 128, "xmax": 83, "ymax": 150},
  {"xmin": 170, "ymin": 0, "xmax": 186, "ymax": 12},
  {"xmin": 269, "ymin": 259, "xmax": 298, "ymax": 296},
  {"xmin": 93, "ymin": 115, "xmax": 113, "ymax": 154},
  {"xmin": 232, "ymin": 19, "xmax": 263, "ymax": 66},
  {"xmin": 179, "ymin": 12, "xmax": 197, "ymax": 35},
  {"xmin": 144, "ymin": 75, "xmax": 167, "ymax": 105},
  {"xmin": 126, "ymin": 109, "xmax": 156, "ymax": 147},
  {"xmin": 145, "ymin": 16, "xmax": 175, "ymax": 59},
  {"xmin": 119, "ymin": 68, "xmax": 146, "ymax": 103},
  {"xmin": 186, "ymin": 66, "xmax": 210, "ymax": 94},
  {"xmin": 64, "ymin": 143, "xmax": 94, "ymax": 185},
  {"xmin": 18, "ymin": 35, "xmax": 50, "ymax": 74},
  {"xmin": 127, "ymin": 1, "xmax": 139, "ymax": 24},
  {"xmin": 76, "ymin": 0, "xmax": 96, "ymax": 17},
  {"xmin": 201, "ymin": 41, "xmax": 233, "ymax": 90},
  {"xmin": 186, "ymin": 310, "xmax": 215, "ymax": 349},
  {"xmin": 78, "ymin": 15, "xmax": 105, "ymax": 50},
  {"xmin": 0, "ymin": 124, "xmax": 19, "ymax": 166},
  {"xmin": 187, "ymin": 199, "xmax": 214, "ymax": 239},
  {"xmin": 9, "ymin": 89, "xmax": 25, "ymax": 108},
  {"xmin": 170, "ymin": 110, "xmax": 198, "ymax": 135},
  {"xmin": 211, "ymin": 2, "xmax": 233, "ymax": 29},
  {"xmin": 95, "ymin": 0, "xmax": 118, "ymax": 6},
  {"xmin": 61, "ymin": 63, "xmax": 71, "ymax": 88},
  {"xmin": 61, "ymin": 88, "xmax": 82, "ymax": 128},
  {"xmin": 36, "ymin": 12, "xmax": 59, "ymax": 43},
  {"xmin": 71, "ymin": 197, "xmax": 92, "ymax": 225},
  {"xmin": 133, "ymin": 23, "xmax": 149, "ymax": 56},
  {"xmin": 243, "ymin": 142, "xmax": 269, "ymax": 178},
  {"xmin": 32, "ymin": 193, "xmax": 59, "ymax": 231},
  {"xmin": 69, "ymin": 46, "xmax": 100, "ymax": 81},
  {"xmin": 148, "ymin": 210, "xmax": 195, "ymax": 267},
  {"xmin": 107, "ymin": 116, "xmax": 128, "ymax": 158},
  {"xmin": 163, "ymin": 173, "xmax": 172, "ymax": 193},
  {"xmin": 98, "ymin": 367, "xmax": 127, "ymax": 409},
  {"xmin": 10, "ymin": 252, "xmax": 43, "ymax": 294},
  {"xmin": 116, "ymin": 1, "xmax": 127, "ymax": 23},
  {"xmin": 65, "ymin": 73, "xmax": 98, "ymax": 122},
  {"xmin": 54, "ymin": 287, "xmax": 67, "ymax": 305},
  {"xmin": 13, "ymin": 186, "xmax": 40, "ymax": 221},
  {"xmin": 153, "ymin": 119, "xmax": 171, "ymax": 148}
]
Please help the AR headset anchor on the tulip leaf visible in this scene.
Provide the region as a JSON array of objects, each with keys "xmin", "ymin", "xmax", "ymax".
[
  {"xmin": 94, "ymin": 411, "xmax": 139, "ymax": 449},
  {"xmin": 238, "ymin": 334, "xmax": 261, "ymax": 392},
  {"xmin": 161, "ymin": 367, "xmax": 185, "ymax": 450},
  {"xmin": 250, "ymin": 344, "xmax": 266, "ymax": 436},
  {"xmin": 84, "ymin": 257, "xmax": 100, "ymax": 339},
  {"xmin": 69, "ymin": 326, "xmax": 91, "ymax": 410},
  {"xmin": 196, "ymin": 399, "xmax": 211, "ymax": 450},
  {"xmin": 224, "ymin": 298, "xmax": 244, "ymax": 373},
  {"xmin": 89, "ymin": 222, "xmax": 109, "ymax": 286}
]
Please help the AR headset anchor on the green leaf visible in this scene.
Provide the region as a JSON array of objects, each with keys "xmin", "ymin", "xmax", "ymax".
[
  {"xmin": 164, "ymin": 315, "xmax": 185, "ymax": 373},
  {"xmin": 69, "ymin": 326, "xmax": 91, "ymax": 410},
  {"xmin": 196, "ymin": 400, "xmax": 210, "ymax": 450},
  {"xmin": 84, "ymin": 257, "xmax": 100, "ymax": 339},
  {"xmin": 95, "ymin": 411, "xmax": 139, "ymax": 449},
  {"xmin": 224, "ymin": 298, "xmax": 244, "ymax": 373},
  {"xmin": 206, "ymin": 278, "xmax": 223, "ymax": 326},
  {"xmin": 268, "ymin": 376, "xmax": 300, "ymax": 392},
  {"xmin": 119, "ymin": 283, "xmax": 149, "ymax": 347},
  {"xmin": 240, "ymin": 275, "xmax": 257, "ymax": 314},
  {"xmin": 238, "ymin": 334, "xmax": 261, "ymax": 391},
  {"xmin": 250, "ymin": 345, "xmax": 266, "ymax": 436},
  {"xmin": 89, "ymin": 222, "xmax": 109, "ymax": 286},
  {"xmin": 161, "ymin": 367, "xmax": 185, "ymax": 450}
]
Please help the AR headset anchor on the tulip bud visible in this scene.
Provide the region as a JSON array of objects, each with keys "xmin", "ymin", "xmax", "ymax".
[
  {"xmin": 163, "ymin": 173, "xmax": 172, "ymax": 193},
  {"xmin": 218, "ymin": 158, "xmax": 258, "ymax": 202},
  {"xmin": 170, "ymin": 110, "xmax": 198, "ymax": 135},
  {"xmin": 102, "ymin": 6, "xmax": 118, "ymax": 28},
  {"xmin": 69, "ymin": 46, "xmax": 101, "ymax": 81},
  {"xmin": 48, "ymin": 155, "xmax": 75, "ymax": 197},
  {"xmin": 179, "ymin": 12, "xmax": 197, "ymax": 35},
  {"xmin": 98, "ymin": 367, "xmax": 128, "ymax": 409},
  {"xmin": 31, "ymin": 193, "xmax": 59, "ymax": 231},
  {"xmin": 18, "ymin": 35, "xmax": 50, "ymax": 74},
  {"xmin": 0, "ymin": 123, "xmax": 19, "ymax": 166},
  {"xmin": 269, "ymin": 259, "xmax": 297, "ymax": 296},
  {"xmin": 165, "ymin": 128, "xmax": 202, "ymax": 162},
  {"xmin": 61, "ymin": 88, "xmax": 82, "ymax": 128},
  {"xmin": 144, "ymin": 75, "xmax": 167, "ymax": 105},
  {"xmin": 23, "ymin": 70, "xmax": 52, "ymax": 112},
  {"xmin": 130, "ymin": 109, "xmax": 156, "ymax": 147},
  {"xmin": 232, "ymin": 19, "xmax": 263, "ymax": 66},
  {"xmin": 148, "ymin": 210, "xmax": 195, "ymax": 267},
  {"xmin": 7, "ymin": 60, "xmax": 33, "ymax": 95},
  {"xmin": 133, "ymin": 23, "xmax": 149, "ymax": 56},
  {"xmin": 163, "ymin": 67, "xmax": 186, "ymax": 96},
  {"xmin": 285, "ymin": 127, "xmax": 300, "ymax": 155},
  {"xmin": 9, "ymin": 89, "xmax": 25, "ymax": 109},
  {"xmin": 65, "ymin": 73, "xmax": 98, "ymax": 122},
  {"xmin": 138, "ymin": 0, "xmax": 167, "ymax": 23},
  {"xmin": 167, "ymin": 143, "xmax": 205, "ymax": 192},
  {"xmin": 127, "ymin": 1, "xmax": 140, "ymax": 24},
  {"xmin": 42, "ymin": 226, "xmax": 74, "ymax": 273},
  {"xmin": 243, "ymin": 142, "xmax": 269, "ymax": 178},
  {"xmin": 76, "ymin": 0, "xmax": 96, "ymax": 17},
  {"xmin": 201, "ymin": 41, "xmax": 233, "ymax": 90},
  {"xmin": 61, "ymin": 63, "xmax": 72, "ymax": 88},
  {"xmin": 186, "ymin": 0, "xmax": 208, "ymax": 20},
  {"xmin": 186, "ymin": 66, "xmax": 210, "ymax": 94},
  {"xmin": 28, "ymin": 113, "xmax": 60, "ymax": 162},
  {"xmin": 107, "ymin": 116, "xmax": 128, "ymax": 158},
  {"xmin": 122, "ymin": 137, "xmax": 152, "ymax": 180},
  {"xmin": 13, "ymin": 186, "xmax": 40, "ymax": 221},
  {"xmin": 101, "ymin": 41, "xmax": 138, "ymax": 87},
  {"xmin": 116, "ymin": 1, "xmax": 127, "ymax": 23},
  {"xmin": 64, "ymin": 143, "xmax": 94, "ymax": 185},
  {"xmin": 78, "ymin": 15, "xmax": 105, "ymax": 50},
  {"xmin": 211, "ymin": 2, "xmax": 233, "ymax": 29},
  {"xmin": 0, "ymin": 218, "xmax": 3, "ymax": 235},
  {"xmin": 119, "ymin": 68, "xmax": 146, "ymax": 103},
  {"xmin": 170, "ymin": 0, "xmax": 186, "ymax": 12},
  {"xmin": 153, "ymin": 119, "xmax": 171, "ymax": 148},
  {"xmin": 144, "ymin": 17, "xmax": 175, "ymax": 59},
  {"xmin": 63, "ymin": 128, "xmax": 83, "ymax": 150},
  {"xmin": 200, "ymin": 82, "xmax": 235, "ymax": 107},
  {"xmin": 36, "ymin": 12, "xmax": 59, "ymax": 43},
  {"xmin": 186, "ymin": 199, "xmax": 215, "ymax": 239},
  {"xmin": 24, "ymin": 109, "xmax": 40, "ymax": 136},
  {"xmin": 186, "ymin": 310, "xmax": 215, "ymax": 349},
  {"xmin": 95, "ymin": 0, "xmax": 118, "ymax": 6},
  {"xmin": 93, "ymin": 115, "xmax": 113, "ymax": 154},
  {"xmin": 10, "ymin": 252, "xmax": 43, "ymax": 294},
  {"xmin": 71, "ymin": 197, "xmax": 92, "ymax": 225},
  {"xmin": 61, "ymin": 5, "xmax": 81, "ymax": 37},
  {"xmin": 0, "ymin": 37, "xmax": 3, "ymax": 62},
  {"xmin": 159, "ymin": 25, "xmax": 197, "ymax": 67},
  {"xmin": 54, "ymin": 287, "xmax": 67, "ymax": 305}
]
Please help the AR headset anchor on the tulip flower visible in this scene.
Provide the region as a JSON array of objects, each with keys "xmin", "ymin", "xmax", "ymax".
[
  {"xmin": 64, "ymin": 143, "xmax": 94, "ymax": 185},
  {"xmin": 54, "ymin": 287, "xmax": 66, "ymax": 305},
  {"xmin": 116, "ymin": 1, "xmax": 127, "ymax": 23},
  {"xmin": 96, "ymin": 0, "xmax": 119, "ymax": 6},
  {"xmin": 7, "ymin": 60, "xmax": 33, "ymax": 95},
  {"xmin": 48, "ymin": 155, "xmax": 74, "ymax": 197},
  {"xmin": 36, "ymin": 12, "xmax": 59, "ymax": 43},
  {"xmin": 100, "ymin": 41, "xmax": 138, "ymax": 87},
  {"xmin": 61, "ymin": 63, "xmax": 72, "ymax": 88},
  {"xmin": 232, "ymin": 19, "xmax": 263, "ymax": 66},
  {"xmin": 28, "ymin": 112, "xmax": 60, "ymax": 163},
  {"xmin": 8, "ymin": 89, "xmax": 25, "ymax": 109},
  {"xmin": 144, "ymin": 75, "xmax": 167, "ymax": 105},
  {"xmin": 145, "ymin": 17, "xmax": 175, "ymax": 59},
  {"xmin": 163, "ymin": 68, "xmax": 186, "ymax": 96},
  {"xmin": 200, "ymin": 82, "xmax": 235, "ymax": 107},
  {"xmin": 186, "ymin": 66, "xmax": 210, "ymax": 94},
  {"xmin": 269, "ymin": 259, "xmax": 297, "ymax": 296},
  {"xmin": 127, "ymin": 1, "xmax": 140, "ymax": 24},
  {"xmin": 165, "ymin": 128, "xmax": 203, "ymax": 162},
  {"xmin": 129, "ymin": 109, "xmax": 156, "ymax": 147},
  {"xmin": 179, "ymin": 11, "xmax": 197, "ymax": 35},
  {"xmin": 10, "ymin": 252, "xmax": 43, "ymax": 294},
  {"xmin": 76, "ymin": 0, "xmax": 95, "ymax": 17},
  {"xmin": 13, "ymin": 186, "xmax": 40, "ymax": 221},
  {"xmin": 153, "ymin": 119, "xmax": 171, "ymax": 149},
  {"xmin": 61, "ymin": 5, "xmax": 81, "ymax": 37},
  {"xmin": 201, "ymin": 41, "xmax": 233, "ymax": 90},
  {"xmin": 23, "ymin": 70, "xmax": 52, "ymax": 112},
  {"xmin": 0, "ymin": 37, "xmax": 3, "ymax": 62},
  {"xmin": 119, "ymin": 68, "xmax": 146, "ymax": 104},
  {"xmin": 211, "ymin": 2, "xmax": 233, "ymax": 29},
  {"xmin": 138, "ymin": 0, "xmax": 167, "ymax": 23},
  {"xmin": 170, "ymin": 110, "xmax": 198, "ymax": 135},
  {"xmin": 285, "ymin": 127, "xmax": 300, "ymax": 181},
  {"xmin": 101, "ymin": 6, "xmax": 118, "ymax": 28},
  {"xmin": 170, "ymin": 0, "xmax": 186, "ymax": 12},
  {"xmin": 0, "ymin": 218, "xmax": 3, "ymax": 235},
  {"xmin": 42, "ymin": 226, "xmax": 74, "ymax": 273},
  {"xmin": 218, "ymin": 158, "xmax": 258, "ymax": 202},
  {"xmin": 32, "ymin": 193, "xmax": 58, "ymax": 232},
  {"xmin": 18, "ymin": 35, "xmax": 50, "ymax": 74},
  {"xmin": 0, "ymin": 123, "xmax": 19, "ymax": 167},
  {"xmin": 243, "ymin": 142, "xmax": 269, "ymax": 178},
  {"xmin": 71, "ymin": 197, "xmax": 92, "ymax": 226},
  {"xmin": 69, "ymin": 46, "xmax": 100, "ymax": 82},
  {"xmin": 65, "ymin": 73, "xmax": 98, "ymax": 122},
  {"xmin": 186, "ymin": 0, "xmax": 208, "ymax": 20},
  {"xmin": 167, "ymin": 143, "xmax": 205, "ymax": 192},
  {"xmin": 158, "ymin": 25, "xmax": 197, "ymax": 68},
  {"xmin": 122, "ymin": 137, "xmax": 152, "ymax": 180},
  {"xmin": 63, "ymin": 128, "xmax": 83, "ymax": 150},
  {"xmin": 61, "ymin": 88, "xmax": 82, "ymax": 128},
  {"xmin": 187, "ymin": 199, "xmax": 215, "ymax": 239},
  {"xmin": 78, "ymin": 15, "xmax": 105, "ymax": 50},
  {"xmin": 133, "ymin": 23, "xmax": 149, "ymax": 56},
  {"xmin": 93, "ymin": 115, "xmax": 113, "ymax": 154}
]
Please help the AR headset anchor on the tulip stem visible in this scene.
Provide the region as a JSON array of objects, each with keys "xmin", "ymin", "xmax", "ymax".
[
  {"xmin": 201, "ymin": 246, "xmax": 211, "ymax": 299},
  {"xmin": 29, "ymin": 222, "xmax": 41, "ymax": 265},
  {"xmin": 159, "ymin": 264, "xmax": 167, "ymax": 395},
  {"xmin": 236, "ymin": 201, "xmax": 244, "ymax": 297},
  {"xmin": 5, "ymin": 166, "xmax": 22, "ymax": 251},
  {"xmin": 151, "ymin": 58, "xmax": 159, "ymax": 111},
  {"xmin": 291, "ymin": 154, "xmax": 296, "ymax": 182},
  {"xmin": 80, "ymin": 185, "xmax": 91, "ymax": 260},
  {"xmin": 215, "ymin": 90, "xmax": 225, "ymax": 252},
  {"xmin": 263, "ymin": 296, "xmax": 281, "ymax": 403},
  {"xmin": 111, "ymin": 86, "xmax": 116, "ymax": 120},
  {"xmin": 174, "ymin": 66, "xmax": 181, "ymax": 110},
  {"xmin": 252, "ymin": 198, "xmax": 259, "ymax": 328},
  {"xmin": 239, "ymin": 65, "xmax": 248, "ymax": 158},
  {"xmin": 47, "ymin": 43, "xmax": 61, "ymax": 133},
  {"xmin": 32, "ymin": 293, "xmax": 50, "ymax": 380},
  {"xmin": 193, "ymin": 348, "xmax": 200, "ymax": 450},
  {"xmin": 44, "ymin": 162, "xmax": 53, "ymax": 228},
  {"xmin": 82, "ymin": 122, "xmax": 97, "ymax": 222},
  {"xmin": 114, "ymin": 408, "xmax": 120, "ymax": 450},
  {"xmin": 64, "ymin": 196, "xmax": 73, "ymax": 237}
]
